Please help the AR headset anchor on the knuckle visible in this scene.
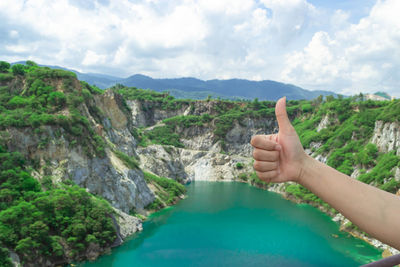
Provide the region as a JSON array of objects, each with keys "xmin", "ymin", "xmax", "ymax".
[
  {"xmin": 253, "ymin": 161, "xmax": 260, "ymax": 170},
  {"xmin": 252, "ymin": 149, "xmax": 260, "ymax": 160},
  {"xmin": 272, "ymin": 161, "xmax": 279, "ymax": 169},
  {"xmin": 250, "ymin": 135, "xmax": 261, "ymax": 146}
]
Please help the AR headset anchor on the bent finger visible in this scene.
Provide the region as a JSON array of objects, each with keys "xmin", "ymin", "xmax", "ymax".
[
  {"xmin": 251, "ymin": 135, "xmax": 281, "ymax": 151},
  {"xmin": 253, "ymin": 148, "xmax": 279, "ymax": 162},
  {"xmin": 256, "ymin": 170, "xmax": 279, "ymax": 182},
  {"xmin": 253, "ymin": 161, "xmax": 279, "ymax": 172}
]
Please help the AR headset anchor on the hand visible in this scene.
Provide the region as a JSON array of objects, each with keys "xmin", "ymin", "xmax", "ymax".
[{"xmin": 250, "ymin": 97, "xmax": 307, "ymax": 183}]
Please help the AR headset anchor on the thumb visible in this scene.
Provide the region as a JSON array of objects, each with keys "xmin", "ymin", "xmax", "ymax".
[{"xmin": 275, "ymin": 97, "xmax": 293, "ymax": 134}]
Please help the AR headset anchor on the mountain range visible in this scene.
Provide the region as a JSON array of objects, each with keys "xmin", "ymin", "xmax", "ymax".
[{"xmin": 15, "ymin": 61, "xmax": 336, "ymax": 101}]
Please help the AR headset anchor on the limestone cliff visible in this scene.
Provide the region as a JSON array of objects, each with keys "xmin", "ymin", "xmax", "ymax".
[
  {"xmin": 371, "ymin": 121, "xmax": 400, "ymax": 155},
  {"xmin": 3, "ymin": 69, "xmax": 400, "ymax": 265},
  {"xmin": 4, "ymin": 90, "xmax": 154, "ymax": 214},
  {"xmin": 122, "ymin": 94, "xmax": 399, "ymax": 256}
]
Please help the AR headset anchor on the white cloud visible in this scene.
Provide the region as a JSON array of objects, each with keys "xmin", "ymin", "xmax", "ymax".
[
  {"xmin": 282, "ymin": 0, "xmax": 400, "ymax": 97},
  {"xmin": 0, "ymin": 0, "xmax": 398, "ymax": 97},
  {"xmin": 260, "ymin": 0, "xmax": 319, "ymax": 44}
]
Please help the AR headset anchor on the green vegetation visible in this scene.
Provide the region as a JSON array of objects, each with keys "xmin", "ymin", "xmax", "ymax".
[
  {"xmin": 235, "ymin": 162, "xmax": 244, "ymax": 170},
  {"xmin": 377, "ymin": 99, "xmax": 400, "ymax": 122},
  {"xmin": 285, "ymin": 184, "xmax": 331, "ymax": 209},
  {"xmin": 144, "ymin": 125, "xmax": 184, "ymax": 147},
  {"xmin": 0, "ymin": 61, "xmax": 10, "ymax": 73},
  {"xmin": 0, "ymin": 61, "xmax": 106, "ymax": 157},
  {"xmin": 0, "ymin": 147, "xmax": 116, "ymax": 266},
  {"xmin": 143, "ymin": 172, "xmax": 186, "ymax": 210},
  {"xmin": 113, "ymin": 150, "xmax": 139, "ymax": 169},
  {"xmin": 117, "ymin": 85, "xmax": 281, "ymax": 147},
  {"xmin": 115, "ymin": 85, "xmax": 400, "ymax": 212},
  {"xmin": 143, "ymin": 114, "xmax": 213, "ymax": 147},
  {"xmin": 285, "ymin": 96, "xmax": 400, "ymax": 209},
  {"xmin": 237, "ymin": 171, "xmax": 270, "ymax": 188},
  {"xmin": 358, "ymin": 152, "xmax": 400, "ymax": 192},
  {"xmin": 112, "ymin": 84, "xmax": 193, "ymax": 111}
]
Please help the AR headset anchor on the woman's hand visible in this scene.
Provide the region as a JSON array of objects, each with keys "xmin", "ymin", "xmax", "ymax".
[{"xmin": 250, "ymin": 97, "xmax": 308, "ymax": 183}]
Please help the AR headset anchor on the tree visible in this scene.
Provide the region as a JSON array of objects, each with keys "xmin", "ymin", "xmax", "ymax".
[
  {"xmin": 26, "ymin": 60, "xmax": 37, "ymax": 67},
  {"xmin": 326, "ymin": 95, "xmax": 335, "ymax": 102},
  {"xmin": 11, "ymin": 64, "xmax": 25, "ymax": 75},
  {"xmin": 0, "ymin": 61, "xmax": 10, "ymax": 73}
]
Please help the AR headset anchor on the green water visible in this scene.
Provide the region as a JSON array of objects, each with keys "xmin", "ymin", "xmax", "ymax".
[{"xmin": 81, "ymin": 182, "xmax": 382, "ymax": 267}]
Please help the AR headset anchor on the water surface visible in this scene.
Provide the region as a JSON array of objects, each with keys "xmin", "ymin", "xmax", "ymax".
[{"xmin": 81, "ymin": 182, "xmax": 382, "ymax": 266}]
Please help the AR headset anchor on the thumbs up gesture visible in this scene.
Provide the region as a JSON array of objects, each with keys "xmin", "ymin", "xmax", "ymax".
[{"xmin": 251, "ymin": 97, "xmax": 307, "ymax": 183}]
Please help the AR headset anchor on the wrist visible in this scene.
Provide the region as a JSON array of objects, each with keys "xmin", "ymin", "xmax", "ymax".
[{"xmin": 296, "ymin": 154, "xmax": 317, "ymax": 185}]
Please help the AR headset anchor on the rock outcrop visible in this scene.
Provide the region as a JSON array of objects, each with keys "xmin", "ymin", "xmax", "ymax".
[
  {"xmin": 137, "ymin": 144, "xmax": 253, "ymax": 182},
  {"xmin": 6, "ymin": 126, "xmax": 154, "ymax": 213},
  {"xmin": 371, "ymin": 121, "xmax": 400, "ymax": 155}
]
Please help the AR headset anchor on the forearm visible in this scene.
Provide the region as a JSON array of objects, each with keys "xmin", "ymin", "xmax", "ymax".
[{"xmin": 298, "ymin": 154, "xmax": 400, "ymax": 249}]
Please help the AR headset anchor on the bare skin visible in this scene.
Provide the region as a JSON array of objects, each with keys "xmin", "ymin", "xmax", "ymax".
[{"xmin": 251, "ymin": 97, "xmax": 400, "ymax": 250}]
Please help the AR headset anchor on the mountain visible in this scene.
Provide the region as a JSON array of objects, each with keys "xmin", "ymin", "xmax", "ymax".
[
  {"xmin": 118, "ymin": 74, "xmax": 337, "ymax": 101},
  {"xmin": 12, "ymin": 61, "xmax": 336, "ymax": 100}
]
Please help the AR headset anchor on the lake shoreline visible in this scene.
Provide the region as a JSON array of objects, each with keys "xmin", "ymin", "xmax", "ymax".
[
  {"xmin": 232, "ymin": 178, "xmax": 399, "ymax": 257},
  {"xmin": 81, "ymin": 181, "xmax": 382, "ymax": 266}
]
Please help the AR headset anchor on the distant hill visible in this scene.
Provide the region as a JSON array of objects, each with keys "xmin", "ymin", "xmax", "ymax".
[
  {"xmin": 118, "ymin": 74, "xmax": 336, "ymax": 101},
  {"xmin": 13, "ymin": 61, "xmax": 336, "ymax": 100}
]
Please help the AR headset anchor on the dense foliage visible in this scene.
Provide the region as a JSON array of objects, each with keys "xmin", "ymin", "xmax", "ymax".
[
  {"xmin": 0, "ymin": 146, "xmax": 116, "ymax": 266},
  {"xmin": 112, "ymin": 84, "xmax": 193, "ymax": 111},
  {"xmin": 288, "ymin": 96, "xmax": 400, "ymax": 215},
  {"xmin": 143, "ymin": 172, "xmax": 186, "ymax": 210},
  {"xmin": 0, "ymin": 61, "xmax": 106, "ymax": 157}
]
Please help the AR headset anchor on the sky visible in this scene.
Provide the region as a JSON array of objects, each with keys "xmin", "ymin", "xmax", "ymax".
[{"xmin": 0, "ymin": 0, "xmax": 399, "ymax": 97}]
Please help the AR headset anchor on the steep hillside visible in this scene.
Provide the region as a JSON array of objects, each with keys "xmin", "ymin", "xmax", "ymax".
[
  {"xmin": 113, "ymin": 85, "xmax": 400, "ymax": 254},
  {"xmin": 0, "ymin": 62, "xmax": 185, "ymax": 266},
  {"xmin": 1, "ymin": 61, "xmax": 399, "ymax": 265}
]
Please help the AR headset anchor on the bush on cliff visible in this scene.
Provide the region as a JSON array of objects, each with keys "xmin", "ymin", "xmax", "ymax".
[
  {"xmin": 143, "ymin": 172, "xmax": 186, "ymax": 209},
  {"xmin": 0, "ymin": 150, "xmax": 116, "ymax": 265}
]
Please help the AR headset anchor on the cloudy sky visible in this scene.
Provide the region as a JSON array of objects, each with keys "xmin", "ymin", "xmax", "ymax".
[{"xmin": 1, "ymin": 0, "xmax": 399, "ymax": 96}]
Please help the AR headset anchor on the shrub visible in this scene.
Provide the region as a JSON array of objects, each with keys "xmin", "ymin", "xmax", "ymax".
[
  {"xmin": 358, "ymin": 152, "xmax": 399, "ymax": 186},
  {"xmin": 238, "ymin": 173, "xmax": 248, "ymax": 181},
  {"xmin": 236, "ymin": 162, "xmax": 244, "ymax": 170},
  {"xmin": 143, "ymin": 172, "xmax": 185, "ymax": 207},
  {"xmin": 113, "ymin": 150, "xmax": 139, "ymax": 169},
  {"xmin": 48, "ymin": 91, "xmax": 66, "ymax": 107},
  {"xmin": 11, "ymin": 64, "xmax": 25, "ymax": 75},
  {"xmin": 0, "ymin": 150, "xmax": 117, "ymax": 264},
  {"xmin": 0, "ymin": 62, "xmax": 10, "ymax": 73}
]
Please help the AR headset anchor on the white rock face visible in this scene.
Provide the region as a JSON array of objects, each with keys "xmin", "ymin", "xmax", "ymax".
[
  {"xmin": 394, "ymin": 167, "xmax": 400, "ymax": 182},
  {"xmin": 7, "ymin": 126, "xmax": 154, "ymax": 213},
  {"xmin": 225, "ymin": 118, "xmax": 277, "ymax": 156},
  {"xmin": 94, "ymin": 91, "xmax": 138, "ymax": 156},
  {"xmin": 371, "ymin": 121, "xmax": 400, "ymax": 155},
  {"xmin": 114, "ymin": 208, "xmax": 143, "ymax": 239},
  {"xmin": 317, "ymin": 114, "xmax": 330, "ymax": 132},
  {"xmin": 137, "ymin": 144, "xmax": 253, "ymax": 182}
]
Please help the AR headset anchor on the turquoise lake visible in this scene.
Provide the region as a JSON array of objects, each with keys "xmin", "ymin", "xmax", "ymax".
[{"xmin": 81, "ymin": 182, "xmax": 382, "ymax": 266}]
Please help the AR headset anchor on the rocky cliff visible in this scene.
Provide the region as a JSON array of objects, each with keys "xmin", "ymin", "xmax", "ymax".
[
  {"xmin": 118, "ymin": 92, "xmax": 400, "ymax": 255},
  {"xmin": 371, "ymin": 121, "xmax": 400, "ymax": 156},
  {"xmin": 2, "ymin": 64, "xmax": 400, "ymax": 265}
]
